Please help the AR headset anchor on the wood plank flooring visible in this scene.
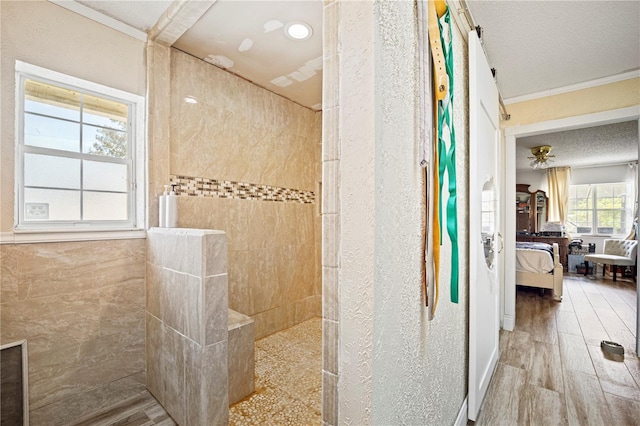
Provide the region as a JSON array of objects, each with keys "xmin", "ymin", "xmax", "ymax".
[
  {"xmin": 475, "ymin": 274, "xmax": 640, "ymax": 425},
  {"xmin": 71, "ymin": 391, "xmax": 176, "ymax": 426}
]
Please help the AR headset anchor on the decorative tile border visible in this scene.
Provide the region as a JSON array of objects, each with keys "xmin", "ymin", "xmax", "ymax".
[{"xmin": 169, "ymin": 175, "xmax": 315, "ymax": 204}]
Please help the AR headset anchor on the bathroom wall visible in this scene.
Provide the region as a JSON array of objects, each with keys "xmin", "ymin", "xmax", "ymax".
[
  {"xmin": 0, "ymin": 2, "xmax": 147, "ymax": 424},
  {"xmin": 0, "ymin": 239, "xmax": 146, "ymax": 425},
  {"xmin": 323, "ymin": 1, "xmax": 469, "ymax": 424},
  {"xmin": 149, "ymin": 48, "xmax": 322, "ymax": 339}
]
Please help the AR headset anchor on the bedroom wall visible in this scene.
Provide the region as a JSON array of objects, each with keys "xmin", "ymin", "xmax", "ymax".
[
  {"xmin": 502, "ymin": 77, "xmax": 640, "ymax": 128},
  {"xmin": 516, "ymin": 170, "xmax": 547, "ymax": 193},
  {"xmin": 0, "ymin": 2, "xmax": 147, "ymax": 424}
]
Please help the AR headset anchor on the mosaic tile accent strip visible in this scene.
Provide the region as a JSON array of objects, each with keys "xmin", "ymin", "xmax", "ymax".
[{"xmin": 170, "ymin": 175, "xmax": 315, "ymax": 204}]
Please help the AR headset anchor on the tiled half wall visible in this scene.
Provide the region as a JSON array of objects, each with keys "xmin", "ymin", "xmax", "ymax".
[{"xmin": 146, "ymin": 228, "xmax": 229, "ymax": 426}]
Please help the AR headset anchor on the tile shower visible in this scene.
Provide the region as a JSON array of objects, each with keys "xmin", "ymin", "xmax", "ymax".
[
  {"xmin": 144, "ymin": 42, "xmax": 323, "ymax": 423},
  {"xmin": 148, "ymin": 45, "xmax": 323, "ymax": 340}
]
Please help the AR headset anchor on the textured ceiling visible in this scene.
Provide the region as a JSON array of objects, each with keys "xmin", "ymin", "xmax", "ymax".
[
  {"xmin": 173, "ymin": 0, "xmax": 323, "ymax": 110},
  {"xmin": 516, "ymin": 121, "xmax": 639, "ymax": 171},
  {"xmin": 76, "ymin": 0, "xmax": 172, "ymax": 31},
  {"xmin": 466, "ymin": 1, "xmax": 640, "ymax": 100},
  {"xmin": 73, "ymin": 0, "xmax": 322, "ymax": 110}
]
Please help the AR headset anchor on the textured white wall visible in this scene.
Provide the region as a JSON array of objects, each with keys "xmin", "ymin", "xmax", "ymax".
[
  {"xmin": 371, "ymin": 2, "xmax": 469, "ymax": 424},
  {"xmin": 516, "ymin": 170, "xmax": 547, "ymax": 193},
  {"xmin": 337, "ymin": 1, "xmax": 376, "ymax": 424},
  {"xmin": 336, "ymin": 1, "xmax": 469, "ymax": 424}
]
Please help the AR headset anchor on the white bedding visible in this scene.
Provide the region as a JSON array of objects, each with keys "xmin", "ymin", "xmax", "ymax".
[{"xmin": 516, "ymin": 248, "xmax": 555, "ymax": 273}]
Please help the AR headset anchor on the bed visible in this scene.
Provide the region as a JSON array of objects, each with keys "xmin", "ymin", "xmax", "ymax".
[{"xmin": 516, "ymin": 242, "xmax": 563, "ymax": 301}]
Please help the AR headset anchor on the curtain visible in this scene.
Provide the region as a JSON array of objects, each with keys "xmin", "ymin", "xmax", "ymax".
[
  {"xmin": 547, "ymin": 167, "xmax": 571, "ymax": 224},
  {"xmin": 625, "ymin": 162, "xmax": 638, "ymax": 239}
]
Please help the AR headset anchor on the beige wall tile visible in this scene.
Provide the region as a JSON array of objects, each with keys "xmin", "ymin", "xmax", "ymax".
[
  {"xmin": 323, "ymin": 319, "xmax": 338, "ymax": 374},
  {"xmin": 164, "ymin": 46, "xmax": 322, "ymax": 339},
  {"xmin": 322, "ymin": 267, "xmax": 338, "ymax": 321},
  {"xmin": 0, "ymin": 244, "xmax": 18, "ymax": 303},
  {"xmin": 228, "ymin": 250, "xmax": 252, "ymax": 315},
  {"xmin": 0, "ymin": 240, "xmax": 145, "ymax": 424},
  {"xmin": 146, "ymin": 262, "xmax": 162, "ymax": 319},
  {"xmin": 228, "ymin": 320, "xmax": 255, "ymax": 405},
  {"xmin": 275, "ymin": 203, "xmax": 297, "ymax": 247},
  {"xmin": 5, "ymin": 239, "xmax": 144, "ymax": 301},
  {"xmin": 204, "ymin": 232, "xmax": 228, "ymax": 277},
  {"xmin": 297, "ymin": 203, "xmax": 315, "ymax": 245},
  {"xmin": 29, "ymin": 372, "xmax": 146, "ymax": 426},
  {"xmin": 204, "ymin": 274, "xmax": 229, "ymax": 346},
  {"xmin": 322, "ymin": 371, "xmax": 338, "ymax": 425},
  {"xmin": 146, "ymin": 313, "xmax": 164, "ymax": 403},
  {"xmin": 148, "ymin": 42, "xmax": 172, "ymax": 228},
  {"xmin": 249, "ymin": 248, "xmax": 280, "ymax": 314},
  {"xmin": 162, "ymin": 326, "xmax": 186, "ymax": 425},
  {"xmin": 160, "ymin": 270, "xmax": 195, "ymax": 341},
  {"xmin": 185, "ymin": 339, "xmax": 229, "ymax": 426},
  {"xmin": 224, "ymin": 199, "xmax": 250, "ymax": 252}
]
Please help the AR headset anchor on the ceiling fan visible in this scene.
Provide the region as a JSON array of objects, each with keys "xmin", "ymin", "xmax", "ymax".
[{"xmin": 528, "ymin": 145, "xmax": 555, "ymax": 170}]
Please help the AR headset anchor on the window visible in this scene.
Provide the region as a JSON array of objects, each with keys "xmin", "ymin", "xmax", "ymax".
[
  {"xmin": 567, "ymin": 182, "xmax": 633, "ymax": 236},
  {"xmin": 15, "ymin": 62, "xmax": 145, "ymax": 232}
]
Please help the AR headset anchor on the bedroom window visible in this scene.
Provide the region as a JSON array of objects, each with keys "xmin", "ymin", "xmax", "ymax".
[
  {"xmin": 15, "ymin": 62, "xmax": 145, "ymax": 233},
  {"xmin": 566, "ymin": 183, "xmax": 633, "ymax": 236}
]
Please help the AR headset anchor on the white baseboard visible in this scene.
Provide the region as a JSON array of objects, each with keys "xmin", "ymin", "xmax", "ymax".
[
  {"xmin": 455, "ymin": 396, "xmax": 468, "ymax": 426},
  {"xmin": 502, "ymin": 314, "xmax": 515, "ymax": 331}
]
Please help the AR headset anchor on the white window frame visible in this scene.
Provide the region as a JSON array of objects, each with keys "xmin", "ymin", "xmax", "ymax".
[
  {"xmin": 13, "ymin": 61, "xmax": 146, "ymax": 241},
  {"xmin": 567, "ymin": 182, "xmax": 633, "ymax": 237}
]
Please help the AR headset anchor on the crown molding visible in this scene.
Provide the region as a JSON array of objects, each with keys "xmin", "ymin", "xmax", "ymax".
[
  {"xmin": 504, "ymin": 70, "xmax": 640, "ymax": 105},
  {"xmin": 48, "ymin": 0, "xmax": 148, "ymax": 42}
]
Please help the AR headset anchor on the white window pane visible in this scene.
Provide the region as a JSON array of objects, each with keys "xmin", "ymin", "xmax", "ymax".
[
  {"xmin": 24, "ymin": 79, "xmax": 80, "ymax": 121},
  {"xmin": 24, "ymin": 188, "xmax": 80, "ymax": 221},
  {"xmin": 82, "ymin": 124, "xmax": 127, "ymax": 158},
  {"xmin": 83, "ymin": 160, "xmax": 128, "ymax": 192},
  {"xmin": 83, "ymin": 192, "xmax": 128, "ymax": 220},
  {"xmin": 24, "ymin": 113, "xmax": 80, "ymax": 152},
  {"xmin": 24, "ymin": 153, "xmax": 80, "ymax": 189},
  {"xmin": 83, "ymin": 94, "xmax": 128, "ymax": 129}
]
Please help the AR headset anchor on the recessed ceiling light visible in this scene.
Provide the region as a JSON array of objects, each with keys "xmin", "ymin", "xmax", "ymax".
[
  {"xmin": 285, "ymin": 22, "xmax": 312, "ymax": 41},
  {"xmin": 184, "ymin": 96, "xmax": 198, "ymax": 104}
]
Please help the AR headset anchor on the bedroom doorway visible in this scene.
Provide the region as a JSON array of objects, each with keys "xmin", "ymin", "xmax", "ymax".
[{"xmin": 503, "ymin": 106, "xmax": 640, "ymax": 354}]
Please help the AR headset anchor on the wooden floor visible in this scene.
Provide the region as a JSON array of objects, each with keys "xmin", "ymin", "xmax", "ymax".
[
  {"xmin": 475, "ymin": 274, "xmax": 640, "ymax": 425},
  {"xmin": 72, "ymin": 391, "xmax": 176, "ymax": 426}
]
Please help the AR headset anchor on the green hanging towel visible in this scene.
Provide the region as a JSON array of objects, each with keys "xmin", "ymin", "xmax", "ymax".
[{"xmin": 437, "ymin": 8, "xmax": 459, "ymax": 304}]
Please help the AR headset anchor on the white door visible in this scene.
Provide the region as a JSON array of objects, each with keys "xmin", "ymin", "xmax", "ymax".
[{"xmin": 468, "ymin": 30, "xmax": 501, "ymax": 421}]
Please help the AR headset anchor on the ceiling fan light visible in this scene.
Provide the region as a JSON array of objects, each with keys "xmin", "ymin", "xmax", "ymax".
[
  {"xmin": 285, "ymin": 22, "xmax": 313, "ymax": 41},
  {"xmin": 529, "ymin": 145, "xmax": 554, "ymax": 169}
]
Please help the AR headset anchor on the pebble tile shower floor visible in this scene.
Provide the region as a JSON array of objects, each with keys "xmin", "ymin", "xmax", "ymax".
[
  {"xmin": 229, "ymin": 317, "xmax": 322, "ymax": 425},
  {"xmin": 76, "ymin": 317, "xmax": 322, "ymax": 425}
]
